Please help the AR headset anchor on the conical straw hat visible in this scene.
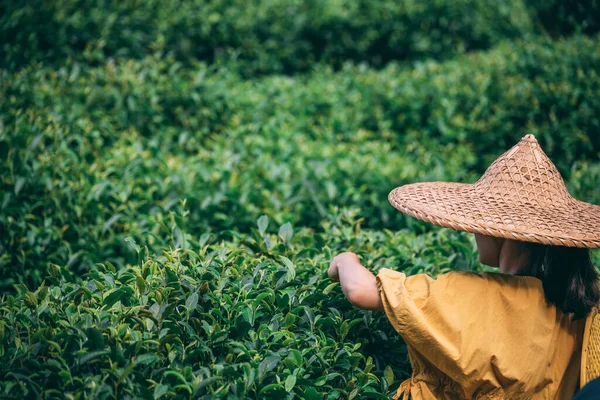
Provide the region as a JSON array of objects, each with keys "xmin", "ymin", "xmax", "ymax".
[{"xmin": 389, "ymin": 134, "xmax": 600, "ymax": 248}]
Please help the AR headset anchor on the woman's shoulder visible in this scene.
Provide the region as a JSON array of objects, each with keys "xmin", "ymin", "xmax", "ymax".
[
  {"xmin": 444, "ymin": 270, "xmax": 541, "ymax": 284},
  {"xmin": 377, "ymin": 268, "xmax": 544, "ymax": 299},
  {"xmin": 378, "ymin": 268, "xmax": 539, "ymax": 282},
  {"xmin": 435, "ymin": 270, "xmax": 544, "ymax": 296}
]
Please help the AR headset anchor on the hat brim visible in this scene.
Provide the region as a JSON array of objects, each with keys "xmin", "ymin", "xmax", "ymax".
[{"xmin": 389, "ymin": 182, "xmax": 600, "ymax": 248}]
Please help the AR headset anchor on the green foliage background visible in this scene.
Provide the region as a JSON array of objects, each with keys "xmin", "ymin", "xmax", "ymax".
[{"xmin": 1, "ymin": 1, "xmax": 599, "ymax": 398}]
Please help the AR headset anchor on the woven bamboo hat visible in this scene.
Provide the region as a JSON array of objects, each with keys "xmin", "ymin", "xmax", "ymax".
[{"xmin": 389, "ymin": 134, "xmax": 600, "ymax": 248}]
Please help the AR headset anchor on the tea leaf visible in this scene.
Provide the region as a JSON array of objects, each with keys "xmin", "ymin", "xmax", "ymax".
[
  {"xmin": 279, "ymin": 256, "xmax": 296, "ymax": 283},
  {"xmin": 103, "ymin": 288, "xmax": 130, "ymax": 308},
  {"xmin": 323, "ymin": 282, "xmax": 339, "ymax": 295},
  {"xmin": 278, "ymin": 223, "xmax": 293, "ymax": 244},
  {"xmin": 185, "ymin": 292, "xmax": 198, "ymax": 310},
  {"xmin": 285, "ymin": 374, "xmax": 296, "ymax": 392},
  {"xmin": 124, "ymin": 237, "xmax": 141, "ymax": 254},
  {"xmin": 305, "ymin": 387, "xmax": 322, "ymax": 400},
  {"xmin": 154, "ymin": 384, "xmax": 169, "ymax": 399},
  {"xmin": 135, "ymin": 354, "xmax": 160, "ymax": 365},
  {"xmin": 257, "ymin": 215, "xmax": 269, "ymax": 235},
  {"xmin": 384, "ymin": 365, "xmax": 395, "ymax": 386}
]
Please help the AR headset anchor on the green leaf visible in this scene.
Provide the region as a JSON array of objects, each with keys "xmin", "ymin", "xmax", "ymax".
[
  {"xmin": 193, "ymin": 377, "xmax": 221, "ymax": 394},
  {"xmin": 124, "ymin": 237, "xmax": 141, "ymax": 254},
  {"xmin": 14, "ymin": 177, "xmax": 25, "ymax": 195},
  {"xmin": 279, "ymin": 256, "xmax": 296, "ymax": 283},
  {"xmin": 78, "ymin": 350, "xmax": 109, "ymax": 365},
  {"xmin": 171, "ymin": 384, "xmax": 192, "ymax": 394},
  {"xmin": 136, "ymin": 275, "xmax": 146, "ymax": 295},
  {"xmin": 164, "ymin": 370, "xmax": 187, "ymax": 384},
  {"xmin": 103, "ymin": 288, "xmax": 129, "ymax": 308},
  {"xmin": 285, "ymin": 312, "xmax": 296, "ymax": 326},
  {"xmin": 259, "ymin": 355, "xmax": 280, "ymax": 378},
  {"xmin": 102, "ymin": 213, "xmax": 122, "ymax": 234},
  {"xmin": 339, "ymin": 320, "xmax": 349, "ymax": 339},
  {"xmin": 284, "ymin": 374, "xmax": 296, "ymax": 392},
  {"xmin": 259, "ymin": 383, "xmax": 285, "ymax": 395},
  {"xmin": 186, "ymin": 292, "xmax": 198, "ymax": 310},
  {"xmin": 85, "ymin": 327, "xmax": 105, "ymax": 350},
  {"xmin": 288, "ymin": 349, "xmax": 302, "ymax": 367},
  {"xmin": 323, "ymin": 282, "xmax": 339, "ymax": 295},
  {"xmin": 348, "ymin": 387, "xmax": 359, "ymax": 400},
  {"xmin": 384, "ymin": 365, "xmax": 395, "ymax": 386},
  {"xmin": 278, "ymin": 222, "xmax": 293, "ymax": 243},
  {"xmin": 252, "ymin": 291, "xmax": 274, "ymax": 307},
  {"xmin": 135, "ymin": 354, "xmax": 160, "ymax": 365},
  {"xmin": 174, "ymin": 227, "xmax": 184, "ymax": 248},
  {"xmin": 199, "ymin": 233, "xmax": 211, "ymax": 248},
  {"xmin": 117, "ymin": 363, "xmax": 135, "ymax": 385},
  {"xmin": 304, "ymin": 387, "xmax": 321, "ymax": 400},
  {"xmin": 154, "ymin": 383, "xmax": 169, "ymax": 399},
  {"xmin": 257, "ymin": 215, "xmax": 269, "ymax": 234}
]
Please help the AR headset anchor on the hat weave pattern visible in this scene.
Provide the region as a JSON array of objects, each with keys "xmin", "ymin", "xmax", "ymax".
[
  {"xmin": 389, "ymin": 135, "xmax": 600, "ymax": 248},
  {"xmin": 581, "ymin": 307, "xmax": 600, "ymax": 387}
]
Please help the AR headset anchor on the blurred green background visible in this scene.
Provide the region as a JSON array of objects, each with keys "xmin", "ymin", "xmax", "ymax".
[{"xmin": 1, "ymin": 1, "xmax": 599, "ymax": 398}]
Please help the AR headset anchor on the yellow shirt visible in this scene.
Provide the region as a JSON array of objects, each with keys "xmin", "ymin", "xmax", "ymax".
[{"xmin": 376, "ymin": 269, "xmax": 585, "ymax": 400}]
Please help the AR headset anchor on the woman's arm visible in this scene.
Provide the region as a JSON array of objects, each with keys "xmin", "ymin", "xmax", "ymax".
[{"xmin": 328, "ymin": 252, "xmax": 384, "ymax": 311}]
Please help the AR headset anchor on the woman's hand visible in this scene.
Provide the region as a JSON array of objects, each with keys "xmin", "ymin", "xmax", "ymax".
[
  {"xmin": 328, "ymin": 252, "xmax": 360, "ymax": 281},
  {"xmin": 328, "ymin": 251, "xmax": 383, "ymax": 312}
]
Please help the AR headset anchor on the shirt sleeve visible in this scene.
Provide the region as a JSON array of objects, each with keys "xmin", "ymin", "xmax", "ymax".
[{"xmin": 376, "ymin": 268, "xmax": 552, "ymax": 382}]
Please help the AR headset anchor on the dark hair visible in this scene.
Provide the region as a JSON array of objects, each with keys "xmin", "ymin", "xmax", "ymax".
[{"xmin": 528, "ymin": 244, "xmax": 600, "ymax": 319}]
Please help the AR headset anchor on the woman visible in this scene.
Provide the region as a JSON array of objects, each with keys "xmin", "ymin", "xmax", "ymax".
[{"xmin": 329, "ymin": 135, "xmax": 600, "ymax": 399}]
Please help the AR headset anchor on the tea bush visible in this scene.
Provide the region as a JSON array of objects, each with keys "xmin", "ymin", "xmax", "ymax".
[
  {"xmin": 527, "ymin": 0, "xmax": 600, "ymax": 37},
  {"xmin": 1, "ymin": 4, "xmax": 600, "ymax": 398},
  {"xmin": 1, "ymin": 0, "xmax": 534, "ymax": 75},
  {"xmin": 2, "ymin": 35, "xmax": 600, "ymax": 289},
  {"xmin": 0, "ymin": 213, "xmax": 483, "ymax": 399}
]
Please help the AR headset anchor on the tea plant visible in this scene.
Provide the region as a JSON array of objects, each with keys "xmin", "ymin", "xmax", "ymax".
[
  {"xmin": 1, "ymin": 35, "xmax": 599, "ymax": 289},
  {"xmin": 1, "ymin": 2, "xmax": 599, "ymax": 398},
  {"xmin": 0, "ymin": 215, "xmax": 482, "ymax": 398},
  {"xmin": 1, "ymin": 0, "xmax": 534, "ymax": 75}
]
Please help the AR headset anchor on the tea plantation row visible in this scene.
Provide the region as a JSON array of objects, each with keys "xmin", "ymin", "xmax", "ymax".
[
  {"xmin": 2, "ymin": 3, "xmax": 600, "ymax": 399},
  {"xmin": 2, "ymin": 34, "xmax": 600, "ymax": 290},
  {"xmin": 2, "ymin": 0, "xmax": 595, "ymax": 75},
  {"xmin": 0, "ymin": 213, "xmax": 483, "ymax": 399}
]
